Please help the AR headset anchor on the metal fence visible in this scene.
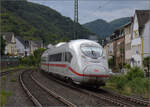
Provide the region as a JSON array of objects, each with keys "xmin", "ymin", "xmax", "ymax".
[{"xmin": 0, "ymin": 56, "xmax": 19, "ymax": 69}]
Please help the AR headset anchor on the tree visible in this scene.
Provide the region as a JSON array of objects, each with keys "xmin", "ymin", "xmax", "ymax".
[
  {"xmin": 0, "ymin": 36, "xmax": 6, "ymax": 56},
  {"xmin": 143, "ymin": 56, "xmax": 150, "ymax": 71},
  {"xmin": 33, "ymin": 48, "xmax": 46, "ymax": 66},
  {"xmin": 108, "ymin": 56, "xmax": 115, "ymax": 69}
]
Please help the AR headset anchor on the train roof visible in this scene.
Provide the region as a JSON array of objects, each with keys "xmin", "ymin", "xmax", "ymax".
[
  {"xmin": 69, "ymin": 39, "xmax": 100, "ymax": 46},
  {"xmin": 55, "ymin": 42, "xmax": 67, "ymax": 47},
  {"xmin": 41, "ymin": 39, "xmax": 101, "ymax": 57}
]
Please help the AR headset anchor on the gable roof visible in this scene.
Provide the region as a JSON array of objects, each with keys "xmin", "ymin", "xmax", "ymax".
[
  {"xmin": 1, "ymin": 32, "xmax": 14, "ymax": 43},
  {"xmin": 15, "ymin": 36, "xmax": 29, "ymax": 47},
  {"xmin": 29, "ymin": 40, "xmax": 43, "ymax": 48},
  {"xmin": 135, "ymin": 10, "xmax": 150, "ymax": 28}
]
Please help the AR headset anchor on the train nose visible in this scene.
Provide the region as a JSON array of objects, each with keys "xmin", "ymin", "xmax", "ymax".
[
  {"xmin": 83, "ymin": 65, "xmax": 109, "ymax": 75},
  {"xmin": 82, "ymin": 65, "xmax": 109, "ymax": 85}
]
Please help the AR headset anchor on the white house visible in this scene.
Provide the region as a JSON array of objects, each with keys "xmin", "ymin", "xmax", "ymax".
[
  {"xmin": 104, "ymin": 41, "xmax": 114, "ymax": 61},
  {"xmin": 131, "ymin": 10, "xmax": 150, "ymax": 67},
  {"xmin": 29, "ymin": 40, "xmax": 43, "ymax": 54},
  {"xmin": 2, "ymin": 32, "xmax": 18, "ymax": 56},
  {"xmin": 15, "ymin": 36, "xmax": 30, "ymax": 57}
]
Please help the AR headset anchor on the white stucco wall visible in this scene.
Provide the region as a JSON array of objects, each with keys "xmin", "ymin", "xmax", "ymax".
[
  {"xmin": 4, "ymin": 36, "xmax": 17, "ymax": 55},
  {"xmin": 143, "ymin": 20, "xmax": 150, "ymax": 57},
  {"xmin": 131, "ymin": 13, "xmax": 142, "ymax": 67},
  {"xmin": 15, "ymin": 38, "xmax": 25, "ymax": 55},
  {"xmin": 15, "ymin": 38, "xmax": 31, "ymax": 56},
  {"xmin": 133, "ymin": 14, "xmax": 139, "ymax": 39}
]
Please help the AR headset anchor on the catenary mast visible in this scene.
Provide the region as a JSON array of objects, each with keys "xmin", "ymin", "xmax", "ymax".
[{"xmin": 74, "ymin": 0, "xmax": 78, "ymax": 39}]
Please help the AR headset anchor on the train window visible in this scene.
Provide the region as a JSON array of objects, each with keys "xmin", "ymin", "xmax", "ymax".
[
  {"xmin": 55, "ymin": 53, "xmax": 62, "ymax": 61},
  {"xmin": 80, "ymin": 44, "xmax": 103, "ymax": 59},
  {"xmin": 48, "ymin": 55, "xmax": 52, "ymax": 61},
  {"xmin": 49, "ymin": 53, "xmax": 62, "ymax": 62},
  {"xmin": 65, "ymin": 52, "xmax": 72, "ymax": 63}
]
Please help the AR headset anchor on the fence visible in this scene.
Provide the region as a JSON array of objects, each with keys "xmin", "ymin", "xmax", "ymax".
[{"xmin": 0, "ymin": 56, "xmax": 19, "ymax": 69}]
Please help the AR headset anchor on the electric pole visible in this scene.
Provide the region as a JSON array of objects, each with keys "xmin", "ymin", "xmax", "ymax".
[{"xmin": 74, "ymin": 0, "xmax": 78, "ymax": 39}]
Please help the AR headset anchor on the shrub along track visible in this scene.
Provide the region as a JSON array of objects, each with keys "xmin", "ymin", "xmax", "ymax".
[
  {"xmin": 20, "ymin": 70, "xmax": 76, "ymax": 107},
  {"xmin": 40, "ymin": 71, "xmax": 149, "ymax": 107}
]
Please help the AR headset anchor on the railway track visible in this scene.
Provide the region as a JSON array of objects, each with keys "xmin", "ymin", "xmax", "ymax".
[
  {"xmin": 19, "ymin": 70, "xmax": 76, "ymax": 107},
  {"xmin": 98, "ymin": 88, "xmax": 150, "ymax": 106},
  {"xmin": 41, "ymin": 71, "xmax": 149, "ymax": 107},
  {"xmin": 0, "ymin": 69, "xmax": 19, "ymax": 77},
  {"xmin": 33, "ymin": 71, "xmax": 115, "ymax": 106}
]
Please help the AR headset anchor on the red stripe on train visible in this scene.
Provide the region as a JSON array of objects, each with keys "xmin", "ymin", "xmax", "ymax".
[
  {"xmin": 42, "ymin": 63, "xmax": 66, "ymax": 67},
  {"xmin": 68, "ymin": 67, "xmax": 109, "ymax": 77},
  {"xmin": 41, "ymin": 63, "xmax": 109, "ymax": 77}
]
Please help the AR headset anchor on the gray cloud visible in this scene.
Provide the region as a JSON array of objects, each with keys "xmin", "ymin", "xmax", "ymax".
[{"xmin": 28, "ymin": 0, "xmax": 150, "ymax": 24}]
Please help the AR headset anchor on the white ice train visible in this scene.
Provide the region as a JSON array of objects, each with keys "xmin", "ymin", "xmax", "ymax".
[{"xmin": 41, "ymin": 39, "xmax": 110, "ymax": 87}]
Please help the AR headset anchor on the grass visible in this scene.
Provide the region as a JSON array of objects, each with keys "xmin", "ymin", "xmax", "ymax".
[
  {"xmin": 0, "ymin": 90, "xmax": 12, "ymax": 107},
  {"xmin": 104, "ymin": 67, "xmax": 150, "ymax": 98},
  {"xmin": 9, "ymin": 78, "xmax": 17, "ymax": 82},
  {"xmin": 1, "ymin": 77, "xmax": 6, "ymax": 81},
  {"xmin": 1, "ymin": 65, "xmax": 36, "ymax": 72}
]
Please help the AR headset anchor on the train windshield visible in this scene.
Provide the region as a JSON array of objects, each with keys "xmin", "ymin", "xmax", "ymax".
[{"xmin": 80, "ymin": 44, "xmax": 103, "ymax": 59}]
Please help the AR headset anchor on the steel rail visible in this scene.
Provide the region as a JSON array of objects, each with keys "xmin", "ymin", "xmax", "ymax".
[
  {"xmin": 19, "ymin": 70, "xmax": 42, "ymax": 107},
  {"xmin": 0, "ymin": 69, "xmax": 20, "ymax": 77},
  {"xmin": 100, "ymin": 88, "xmax": 150, "ymax": 106},
  {"xmin": 31, "ymin": 74, "xmax": 77, "ymax": 107},
  {"xmin": 42, "ymin": 72, "xmax": 148, "ymax": 107}
]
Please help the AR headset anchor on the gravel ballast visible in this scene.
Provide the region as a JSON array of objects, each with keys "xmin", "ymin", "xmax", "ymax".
[
  {"xmin": 21, "ymin": 70, "xmax": 66, "ymax": 106},
  {"xmin": 32, "ymin": 71, "xmax": 115, "ymax": 106},
  {"xmin": 0, "ymin": 69, "xmax": 33, "ymax": 107}
]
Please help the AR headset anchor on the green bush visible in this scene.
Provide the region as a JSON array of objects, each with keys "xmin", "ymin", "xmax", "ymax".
[
  {"xmin": 126, "ymin": 78, "xmax": 150, "ymax": 96},
  {"xmin": 115, "ymin": 75, "xmax": 127, "ymax": 90},
  {"xmin": 124, "ymin": 64, "xmax": 131, "ymax": 69},
  {"xmin": 19, "ymin": 48, "xmax": 45, "ymax": 67},
  {"xmin": 108, "ymin": 57, "xmax": 115, "ymax": 69},
  {"xmin": 126, "ymin": 67, "xmax": 144, "ymax": 81},
  {"xmin": 143, "ymin": 56, "xmax": 150, "ymax": 70},
  {"xmin": 105, "ymin": 66, "xmax": 149, "ymax": 98},
  {"xmin": 109, "ymin": 75, "xmax": 127, "ymax": 90}
]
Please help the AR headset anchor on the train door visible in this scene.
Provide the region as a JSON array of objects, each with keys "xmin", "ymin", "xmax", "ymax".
[
  {"xmin": 48, "ymin": 54, "xmax": 53, "ymax": 73},
  {"xmin": 61, "ymin": 52, "xmax": 66, "ymax": 76},
  {"xmin": 65, "ymin": 52, "xmax": 73, "ymax": 77},
  {"xmin": 46, "ymin": 56, "xmax": 49, "ymax": 72}
]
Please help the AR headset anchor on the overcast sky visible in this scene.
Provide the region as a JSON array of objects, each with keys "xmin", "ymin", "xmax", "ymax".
[{"xmin": 28, "ymin": 0, "xmax": 150, "ymax": 24}]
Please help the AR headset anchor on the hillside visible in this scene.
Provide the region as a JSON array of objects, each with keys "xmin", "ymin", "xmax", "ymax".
[
  {"xmin": 83, "ymin": 17, "xmax": 131, "ymax": 38},
  {"xmin": 109, "ymin": 17, "xmax": 131, "ymax": 31},
  {"xmin": 1, "ymin": 0, "xmax": 93, "ymax": 45},
  {"xmin": 83, "ymin": 19, "xmax": 114, "ymax": 39}
]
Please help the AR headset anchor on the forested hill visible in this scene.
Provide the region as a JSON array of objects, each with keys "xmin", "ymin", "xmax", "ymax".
[
  {"xmin": 1, "ymin": 0, "xmax": 93, "ymax": 45},
  {"xmin": 83, "ymin": 17, "xmax": 131, "ymax": 38}
]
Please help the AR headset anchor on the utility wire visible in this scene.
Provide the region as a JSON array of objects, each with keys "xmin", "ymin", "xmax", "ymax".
[{"xmin": 98, "ymin": 0, "xmax": 112, "ymax": 10}]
